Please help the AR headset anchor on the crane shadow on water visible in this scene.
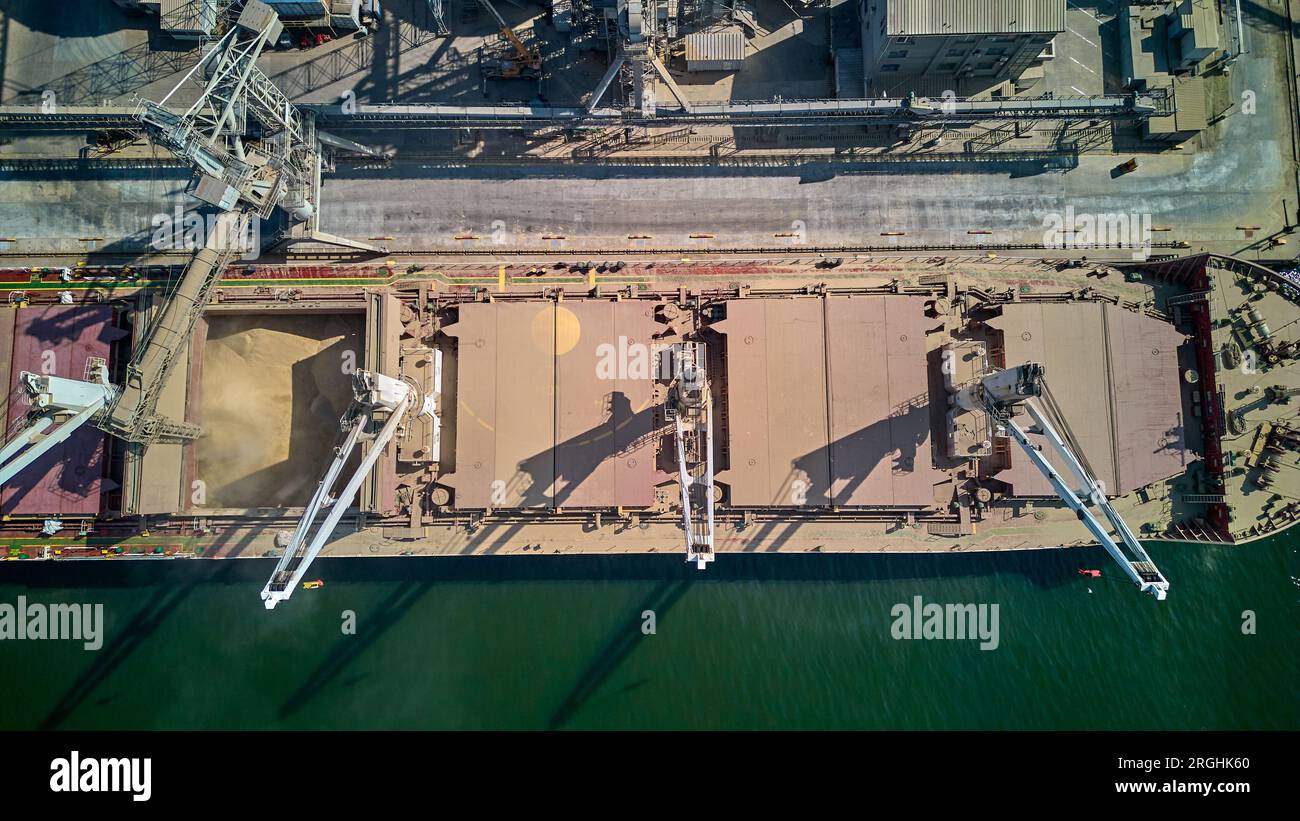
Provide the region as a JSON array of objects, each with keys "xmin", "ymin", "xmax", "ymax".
[
  {"xmin": 546, "ymin": 578, "xmax": 691, "ymax": 730},
  {"xmin": 277, "ymin": 577, "xmax": 434, "ymax": 720},
  {"xmin": 9, "ymin": 540, "xmax": 1127, "ymax": 727},
  {"xmin": 33, "ymin": 560, "xmax": 244, "ymax": 729},
  {"xmin": 270, "ymin": 548, "xmax": 1093, "ymax": 722},
  {"xmin": 24, "ymin": 526, "xmax": 274, "ymax": 729}
]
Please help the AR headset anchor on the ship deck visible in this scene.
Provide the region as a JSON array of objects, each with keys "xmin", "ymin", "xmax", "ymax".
[{"xmin": 0, "ymin": 251, "xmax": 1296, "ymax": 561}]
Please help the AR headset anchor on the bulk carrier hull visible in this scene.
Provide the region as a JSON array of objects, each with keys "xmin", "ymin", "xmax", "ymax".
[{"xmin": 1, "ymin": 252, "xmax": 1297, "ymax": 564}]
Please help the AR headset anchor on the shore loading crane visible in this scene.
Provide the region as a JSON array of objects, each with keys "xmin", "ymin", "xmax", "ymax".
[
  {"xmin": 261, "ymin": 368, "xmax": 441, "ymax": 609},
  {"xmin": 475, "ymin": 0, "xmax": 543, "ymax": 81},
  {"xmin": 101, "ymin": 0, "xmax": 383, "ymax": 449},
  {"xmin": 586, "ymin": 0, "xmax": 692, "ymax": 117},
  {"xmin": 96, "ymin": 1, "xmax": 308, "ymax": 449},
  {"xmin": 953, "ymin": 363, "xmax": 1170, "ymax": 600}
]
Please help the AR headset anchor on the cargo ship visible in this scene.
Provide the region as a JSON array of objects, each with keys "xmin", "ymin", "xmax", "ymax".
[{"xmin": 1, "ymin": 251, "xmax": 1297, "ymax": 603}]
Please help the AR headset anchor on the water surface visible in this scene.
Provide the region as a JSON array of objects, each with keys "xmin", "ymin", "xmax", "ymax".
[{"xmin": 0, "ymin": 536, "xmax": 1294, "ymax": 730}]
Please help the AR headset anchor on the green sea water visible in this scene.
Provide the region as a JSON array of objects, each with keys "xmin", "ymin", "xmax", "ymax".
[{"xmin": 0, "ymin": 535, "xmax": 1295, "ymax": 730}]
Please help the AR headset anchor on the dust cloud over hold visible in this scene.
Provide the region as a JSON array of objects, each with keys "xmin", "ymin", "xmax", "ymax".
[{"xmin": 195, "ymin": 314, "xmax": 362, "ymax": 509}]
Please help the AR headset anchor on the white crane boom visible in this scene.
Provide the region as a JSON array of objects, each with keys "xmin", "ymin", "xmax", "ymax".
[
  {"xmin": 0, "ymin": 361, "xmax": 116, "ymax": 487},
  {"xmin": 958, "ymin": 363, "xmax": 1170, "ymax": 600},
  {"xmin": 1005, "ymin": 402, "xmax": 1170, "ymax": 599},
  {"xmin": 664, "ymin": 343, "xmax": 714, "ymax": 569},
  {"xmin": 260, "ymin": 370, "xmax": 436, "ymax": 609}
]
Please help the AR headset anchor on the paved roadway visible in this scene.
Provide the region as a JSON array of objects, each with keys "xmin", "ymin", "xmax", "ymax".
[
  {"xmin": 0, "ymin": 6, "xmax": 1295, "ymax": 258},
  {"xmin": 315, "ymin": 24, "xmax": 1297, "ymax": 255}
]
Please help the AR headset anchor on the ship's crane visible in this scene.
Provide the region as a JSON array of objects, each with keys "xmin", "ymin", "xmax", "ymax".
[
  {"xmin": 956, "ymin": 363, "xmax": 1170, "ymax": 600},
  {"xmin": 1264, "ymin": 384, "xmax": 1300, "ymax": 404},
  {"xmin": 475, "ymin": 0, "xmax": 542, "ymax": 81},
  {"xmin": 663, "ymin": 342, "xmax": 715, "ymax": 569},
  {"xmin": 0, "ymin": 360, "xmax": 116, "ymax": 487},
  {"xmin": 261, "ymin": 369, "xmax": 439, "ymax": 609}
]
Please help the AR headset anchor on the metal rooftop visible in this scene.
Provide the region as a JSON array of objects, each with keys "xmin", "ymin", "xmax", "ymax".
[{"xmin": 887, "ymin": 0, "xmax": 1067, "ymax": 36}]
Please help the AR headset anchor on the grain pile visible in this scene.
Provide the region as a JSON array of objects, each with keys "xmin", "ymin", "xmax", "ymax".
[{"xmin": 195, "ymin": 314, "xmax": 362, "ymax": 509}]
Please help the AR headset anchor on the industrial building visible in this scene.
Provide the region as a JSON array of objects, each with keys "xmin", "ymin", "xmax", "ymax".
[
  {"xmin": 684, "ymin": 27, "xmax": 746, "ymax": 73},
  {"xmin": 1121, "ymin": 0, "xmax": 1219, "ymax": 143},
  {"xmin": 1121, "ymin": 0, "xmax": 1224, "ymax": 82},
  {"xmin": 859, "ymin": 0, "xmax": 1065, "ymax": 94}
]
